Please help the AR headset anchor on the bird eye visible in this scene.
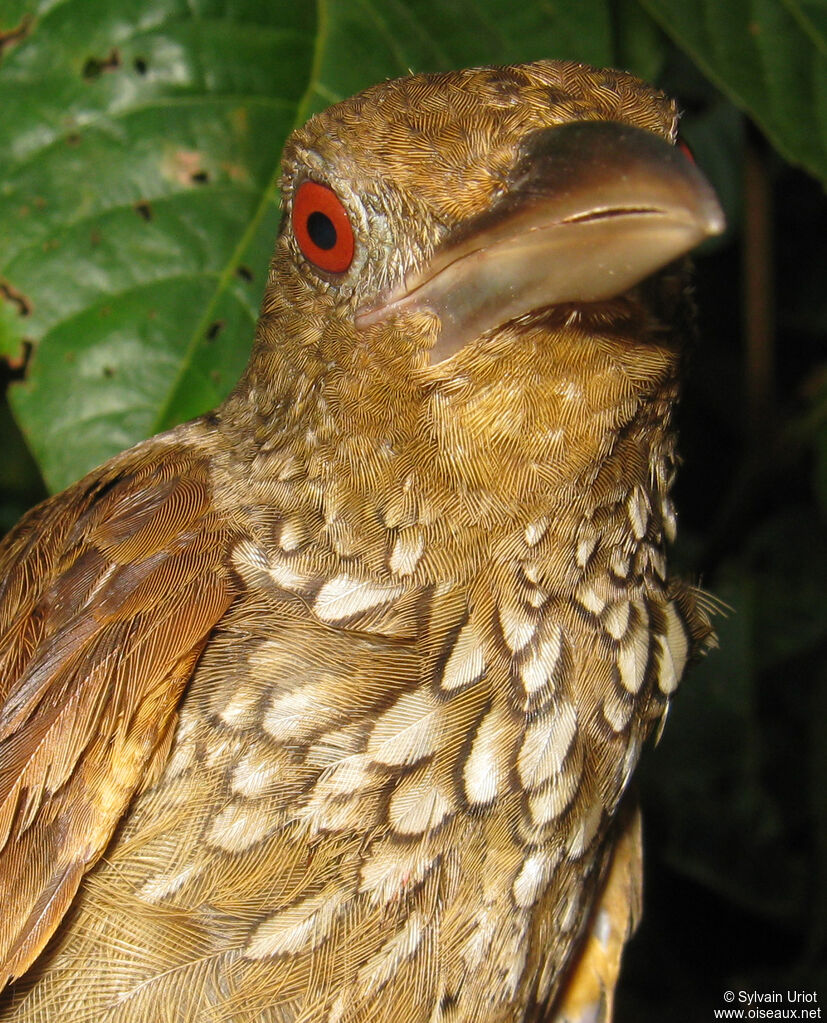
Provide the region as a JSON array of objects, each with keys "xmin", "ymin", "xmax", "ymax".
[{"xmin": 292, "ymin": 180, "xmax": 355, "ymax": 273}]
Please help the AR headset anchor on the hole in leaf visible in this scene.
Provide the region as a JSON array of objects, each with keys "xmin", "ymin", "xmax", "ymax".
[
  {"xmin": 134, "ymin": 56, "xmax": 148, "ymax": 75},
  {"xmin": 206, "ymin": 320, "xmax": 225, "ymax": 341},
  {"xmin": 134, "ymin": 200, "xmax": 153, "ymax": 221},
  {"xmin": 236, "ymin": 265, "xmax": 254, "ymax": 282},
  {"xmin": 191, "ymin": 170, "xmax": 210, "ymax": 185}
]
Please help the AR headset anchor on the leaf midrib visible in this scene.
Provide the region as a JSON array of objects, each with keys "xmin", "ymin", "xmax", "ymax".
[{"xmin": 151, "ymin": 0, "xmax": 331, "ymax": 433}]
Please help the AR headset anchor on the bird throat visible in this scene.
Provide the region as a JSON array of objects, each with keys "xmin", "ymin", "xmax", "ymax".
[{"xmin": 229, "ymin": 292, "xmax": 683, "ymax": 548}]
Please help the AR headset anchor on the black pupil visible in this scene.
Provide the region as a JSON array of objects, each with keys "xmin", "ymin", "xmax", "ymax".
[{"xmin": 306, "ymin": 210, "xmax": 337, "ymax": 250}]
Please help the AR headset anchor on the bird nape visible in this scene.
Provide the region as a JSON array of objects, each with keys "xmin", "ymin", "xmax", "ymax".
[{"xmin": 0, "ymin": 61, "xmax": 722, "ymax": 1023}]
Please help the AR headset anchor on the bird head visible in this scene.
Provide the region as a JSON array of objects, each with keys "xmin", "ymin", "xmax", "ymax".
[{"xmin": 234, "ymin": 61, "xmax": 723, "ymax": 522}]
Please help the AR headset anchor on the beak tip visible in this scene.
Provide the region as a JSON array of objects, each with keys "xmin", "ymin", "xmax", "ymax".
[
  {"xmin": 707, "ymin": 205, "xmax": 727, "ymax": 237},
  {"xmin": 695, "ymin": 183, "xmax": 726, "ymax": 239}
]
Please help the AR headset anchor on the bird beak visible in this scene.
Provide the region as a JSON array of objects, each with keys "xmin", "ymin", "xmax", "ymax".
[{"xmin": 355, "ymin": 120, "xmax": 725, "ymax": 362}]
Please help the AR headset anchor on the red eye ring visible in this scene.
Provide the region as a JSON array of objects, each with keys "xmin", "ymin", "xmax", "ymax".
[
  {"xmin": 292, "ymin": 180, "xmax": 355, "ymax": 274},
  {"xmin": 677, "ymin": 137, "xmax": 695, "ymax": 164}
]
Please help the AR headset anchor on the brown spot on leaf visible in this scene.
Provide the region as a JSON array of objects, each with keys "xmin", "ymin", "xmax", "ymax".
[
  {"xmin": 134, "ymin": 200, "xmax": 153, "ymax": 221},
  {"xmin": 0, "ymin": 339, "xmax": 32, "ymax": 376},
  {"xmin": 162, "ymin": 149, "xmax": 206, "ymax": 187},
  {"xmin": 134, "ymin": 56, "xmax": 148, "ymax": 75},
  {"xmin": 103, "ymin": 365, "xmax": 115, "ymax": 378},
  {"xmin": 0, "ymin": 16, "xmax": 31, "ymax": 61},
  {"xmin": 82, "ymin": 48, "xmax": 121, "ymax": 80},
  {"xmin": 206, "ymin": 320, "xmax": 225, "ymax": 341},
  {"xmin": 66, "ymin": 133, "xmax": 81, "ymax": 146},
  {"xmin": 236, "ymin": 265, "xmax": 254, "ymax": 282},
  {"xmin": 0, "ymin": 279, "xmax": 33, "ymax": 317},
  {"xmin": 191, "ymin": 170, "xmax": 210, "ymax": 185}
]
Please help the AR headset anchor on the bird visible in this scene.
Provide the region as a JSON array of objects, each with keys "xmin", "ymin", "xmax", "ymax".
[{"xmin": 0, "ymin": 60, "xmax": 723, "ymax": 1023}]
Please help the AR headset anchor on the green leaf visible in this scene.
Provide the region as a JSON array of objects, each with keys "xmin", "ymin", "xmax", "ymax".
[
  {"xmin": 613, "ymin": 0, "xmax": 669, "ymax": 84},
  {"xmin": 638, "ymin": 0, "xmax": 827, "ymax": 181},
  {"xmin": 0, "ymin": 293, "xmax": 27, "ymax": 363},
  {"xmin": 0, "ymin": 0, "xmax": 316, "ymax": 489}
]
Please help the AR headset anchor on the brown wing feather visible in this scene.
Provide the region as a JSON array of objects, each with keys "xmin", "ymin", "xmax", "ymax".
[{"xmin": 0, "ymin": 439, "xmax": 238, "ymax": 989}]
